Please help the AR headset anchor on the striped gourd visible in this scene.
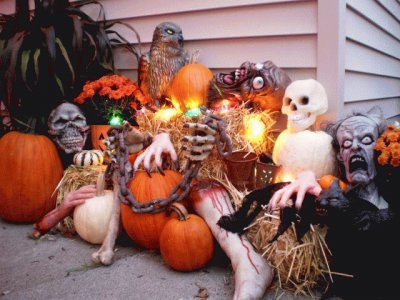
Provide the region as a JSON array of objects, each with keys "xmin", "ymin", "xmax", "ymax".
[{"xmin": 73, "ymin": 150, "xmax": 104, "ymax": 167}]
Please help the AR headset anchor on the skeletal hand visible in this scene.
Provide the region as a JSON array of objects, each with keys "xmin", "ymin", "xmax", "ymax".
[
  {"xmin": 133, "ymin": 132, "xmax": 179, "ymax": 176},
  {"xmin": 182, "ymin": 122, "xmax": 217, "ymax": 161}
]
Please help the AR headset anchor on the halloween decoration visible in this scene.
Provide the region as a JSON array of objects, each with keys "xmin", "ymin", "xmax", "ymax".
[
  {"xmin": 48, "ymin": 103, "xmax": 89, "ymax": 154},
  {"xmin": 121, "ymin": 170, "xmax": 183, "ymax": 250},
  {"xmin": 159, "ymin": 203, "xmax": 214, "ymax": 271},
  {"xmin": 169, "ymin": 63, "xmax": 213, "ymax": 113},
  {"xmin": 190, "ymin": 180, "xmax": 273, "ymax": 300},
  {"xmin": 73, "ymin": 174, "xmax": 115, "ymax": 244},
  {"xmin": 224, "ymin": 151, "xmax": 257, "ymax": 191},
  {"xmin": 73, "ymin": 150, "xmax": 104, "ymax": 167},
  {"xmin": 273, "ymin": 79, "xmax": 336, "ymax": 180},
  {"xmin": 0, "ymin": 131, "xmax": 63, "ymax": 223},
  {"xmin": 90, "ymin": 125, "xmax": 110, "ymax": 151},
  {"xmin": 208, "ymin": 61, "xmax": 291, "ymax": 111},
  {"xmin": 138, "ymin": 22, "xmax": 189, "ymax": 106}
]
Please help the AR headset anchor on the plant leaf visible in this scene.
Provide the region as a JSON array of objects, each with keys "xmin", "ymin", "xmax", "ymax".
[
  {"xmin": 33, "ymin": 48, "xmax": 40, "ymax": 82},
  {"xmin": 20, "ymin": 49, "xmax": 31, "ymax": 87},
  {"xmin": 54, "ymin": 74, "xmax": 65, "ymax": 96},
  {"xmin": 55, "ymin": 37, "xmax": 75, "ymax": 82},
  {"xmin": 41, "ymin": 26, "xmax": 56, "ymax": 69}
]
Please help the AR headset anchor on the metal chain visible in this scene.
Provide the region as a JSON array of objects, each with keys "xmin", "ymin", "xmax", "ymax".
[{"xmin": 105, "ymin": 107, "xmax": 232, "ymax": 213}]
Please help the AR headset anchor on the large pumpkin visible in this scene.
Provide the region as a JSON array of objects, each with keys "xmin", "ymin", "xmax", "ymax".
[
  {"xmin": 121, "ymin": 170, "xmax": 183, "ymax": 250},
  {"xmin": 169, "ymin": 63, "xmax": 213, "ymax": 112},
  {"xmin": 0, "ymin": 132, "xmax": 64, "ymax": 223},
  {"xmin": 160, "ymin": 203, "xmax": 214, "ymax": 271}
]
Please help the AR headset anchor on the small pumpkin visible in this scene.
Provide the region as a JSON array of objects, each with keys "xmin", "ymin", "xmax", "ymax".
[
  {"xmin": 73, "ymin": 150, "xmax": 104, "ymax": 167},
  {"xmin": 90, "ymin": 125, "xmax": 110, "ymax": 151},
  {"xmin": 160, "ymin": 202, "xmax": 214, "ymax": 272},
  {"xmin": 121, "ymin": 170, "xmax": 183, "ymax": 250},
  {"xmin": 0, "ymin": 131, "xmax": 63, "ymax": 223},
  {"xmin": 169, "ymin": 63, "xmax": 213, "ymax": 112},
  {"xmin": 73, "ymin": 173, "xmax": 114, "ymax": 244},
  {"xmin": 319, "ymin": 175, "xmax": 347, "ymax": 191}
]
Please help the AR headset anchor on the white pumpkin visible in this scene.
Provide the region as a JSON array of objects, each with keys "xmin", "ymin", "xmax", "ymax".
[
  {"xmin": 73, "ymin": 150, "xmax": 104, "ymax": 167},
  {"xmin": 73, "ymin": 173, "xmax": 114, "ymax": 244}
]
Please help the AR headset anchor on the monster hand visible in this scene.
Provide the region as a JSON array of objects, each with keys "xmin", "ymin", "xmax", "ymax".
[
  {"xmin": 133, "ymin": 132, "xmax": 179, "ymax": 176},
  {"xmin": 182, "ymin": 122, "xmax": 217, "ymax": 161}
]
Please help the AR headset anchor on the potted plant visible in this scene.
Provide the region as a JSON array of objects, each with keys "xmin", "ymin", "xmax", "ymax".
[{"xmin": 0, "ymin": 0, "xmax": 140, "ymax": 135}]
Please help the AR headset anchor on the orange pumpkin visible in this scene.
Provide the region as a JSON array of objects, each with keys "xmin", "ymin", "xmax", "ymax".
[
  {"xmin": 121, "ymin": 170, "xmax": 183, "ymax": 250},
  {"xmin": 0, "ymin": 132, "xmax": 64, "ymax": 223},
  {"xmin": 90, "ymin": 125, "xmax": 110, "ymax": 151},
  {"xmin": 160, "ymin": 203, "xmax": 214, "ymax": 272},
  {"xmin": 169, "ymin": 63, "xmax": 213, "ymax": 112},
  {"xmin": 319, "ymin": 175, "xmax": 347, "ymax": 191}
]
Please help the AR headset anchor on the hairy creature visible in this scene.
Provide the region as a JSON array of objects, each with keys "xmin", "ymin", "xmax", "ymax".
[{"xmin": 208, "ymin": 61, "xmax": 291, "ymax": 111}]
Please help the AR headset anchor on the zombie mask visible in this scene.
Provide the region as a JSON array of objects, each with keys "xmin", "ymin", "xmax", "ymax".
[
  {"xmin": 336, "ymin": 116, "xmax": 379, "ymax": 185},
  {"xmin": 48, "ymin": 103, "xmax": 89, "ymax": 154},
  {"xmin": 208, "ymin": 60, "xmax": 291, "ymax": 111},
  {"xmin": 282, "ymin": 79, "xmax": 328, "ymax": 132}
]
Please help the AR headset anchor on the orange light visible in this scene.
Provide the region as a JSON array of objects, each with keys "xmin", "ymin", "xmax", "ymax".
[
  {"xmin": 154, "ymin": 107, "xmax": 181, "ymax": 121},
  {"xmin": 243, "ymin": 114, "xmax": 266, "ymax": 145}
]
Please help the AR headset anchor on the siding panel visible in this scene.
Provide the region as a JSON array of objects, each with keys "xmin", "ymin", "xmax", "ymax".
[
  {"xmin": 345, "ymin": 40, "xmax": 400, "ymax": 78},
  {"xmin": 344, "ymin": 71, "xmax": 400, "ymax": 102},
  {"xmin": 344, "ymin": 97, "xmax": 400, "ymax": 119},
  {"xmin": 346, "ymin": 8, "xmax": 400, "ymax": 60},
  {"xmin": 114, "ymin": 35, "xmax": 317, "ymax": 70}
]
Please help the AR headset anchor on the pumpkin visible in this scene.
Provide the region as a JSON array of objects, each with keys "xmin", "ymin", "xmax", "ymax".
[
  {"xmin": 169, "ymin": 63, "xmax": 213, "ymax": 112},
  {"xmin": 73, "ymin": 150, "xmax": 104, "ymax": 167},
  {"xmin": 0, "ymin": 132, "xmax": 63, "ymax": 223},
  {"xmin": 160, "ymin": 202, "xmax": 214, "ymax": 271},
  {"xmin": 73, "ymin": 173, "xmax": 114, "ymax": 244},
  {"xmin": 319, "ymin": 175, "xmax": 347, "ymax": 191},
  {"xmin": 121, "ymin": 170, "xmax": 183, "ymax": 250},
  {"xmin": 90, "ymin": 125, "xmax": 110, "ymax": 151}
]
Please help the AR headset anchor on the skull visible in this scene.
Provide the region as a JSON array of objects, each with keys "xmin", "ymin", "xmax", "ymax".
[
  {"xmin": 282, "ymin": 79, "xmax": 328, "ymax": 132},
  {"xmin": 48, "ymin": 103, "xmax": 90, "ymax": 154}
]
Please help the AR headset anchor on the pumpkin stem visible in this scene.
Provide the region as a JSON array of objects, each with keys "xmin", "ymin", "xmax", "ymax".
[
  {"xmin": 169, "ymin": 202, "xmax": 189, "ymax": 221},
  {"xmin": 96, "ymin": 172, "xmax": 105, "ymax": 196}
]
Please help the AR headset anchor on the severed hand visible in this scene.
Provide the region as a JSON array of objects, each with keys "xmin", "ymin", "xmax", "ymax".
[
  {"xmin": 133, "ymin": 132, "xmax": 179, "ymax": 176},
  {"xmin": 182, "ymin": 122, "xmax": 217, "ymax": 161}
]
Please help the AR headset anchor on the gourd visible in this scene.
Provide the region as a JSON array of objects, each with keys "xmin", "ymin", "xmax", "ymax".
[
  {"xmin": 0, "ymin": 132, "xmax": 63, "ymax": 223},
  {"xmin": 121, "ymin": 170, "xmax": 183, "ymax": 250},
  {"xmin": 73, "ymin": 173, "xmax": 114, "ymax": 244},
  {"xmin": 169, "ymin": 63, "xmax": 213, "ymax": 112},
  {"xmin": 73, "ymin": 150, "xmax": 104, "ymax": 167},
  {"xmin": 160, "ymin": 203, "xmax": 214, "ymax": 271}
]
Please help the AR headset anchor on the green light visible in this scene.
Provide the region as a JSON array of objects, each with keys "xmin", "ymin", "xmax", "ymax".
[
  {"xmin": 184, "ymin": 108, "xmax": 201, "ymax": 117},
  {"xmin": 109, "ymin": 115, "xmax": 123, "ymax": 126}
]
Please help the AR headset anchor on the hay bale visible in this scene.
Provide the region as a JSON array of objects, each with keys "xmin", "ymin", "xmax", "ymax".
[{"xmin": 247, "ymin": 211, "xmax": 332, "ymax": 296}]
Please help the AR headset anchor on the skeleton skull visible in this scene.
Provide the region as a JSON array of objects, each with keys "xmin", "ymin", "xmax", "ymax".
[
  {"xmin": 48, "ymin": 103, "xmax": 90, "ymax": 154},
  {"xmin": 282, "ymin": 79, "xmax": 328, "ymax": 132}
]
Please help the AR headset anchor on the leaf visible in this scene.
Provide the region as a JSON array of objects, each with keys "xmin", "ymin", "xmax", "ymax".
[
  {"xmin": 33, "ymin": 48, "xmax": 40, "ymax": 81},
  {"xmin": 21, "ymin": 49, "xmax": 30, "ymax": 86},
  {"xmin": 55, "ymin": 37, "xmax": 75, "ymax": 82},
  {"xmin": 54, "ymin": 74, "xmax": 65, "ymax": 96},
  {"xmin": 41, "ymin": 26, "xmax": 56, "ymax": 70}
]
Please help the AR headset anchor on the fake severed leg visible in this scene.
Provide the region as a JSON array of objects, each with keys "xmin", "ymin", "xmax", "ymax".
[{"xmin": 190, "ymin": 180, "xmax": 273, "ymax": 300}]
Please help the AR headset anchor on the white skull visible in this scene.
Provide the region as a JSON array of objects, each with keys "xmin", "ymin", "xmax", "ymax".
[
  {"xmin": 282, "ymin": 79, "xmax": 328, "ymax": 132},
  {"xmin": 48, "ymin": 103, "xmax": 90, "ymax": 154}
]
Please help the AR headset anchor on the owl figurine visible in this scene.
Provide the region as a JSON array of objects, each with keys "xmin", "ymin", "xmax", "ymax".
[{"xmin": 138, "ymin": 22, "xmax": 189, "ymax": 107}]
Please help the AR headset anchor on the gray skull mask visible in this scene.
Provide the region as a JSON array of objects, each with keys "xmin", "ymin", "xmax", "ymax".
[{"xmin": 48, "ymin": 103, "xmax": 90, "ymax": 154}]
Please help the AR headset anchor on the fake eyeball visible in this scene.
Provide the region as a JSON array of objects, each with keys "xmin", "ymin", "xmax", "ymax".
[{"xmin": 252, "ymin": 76, "xmax": 264, "ymax": 90}]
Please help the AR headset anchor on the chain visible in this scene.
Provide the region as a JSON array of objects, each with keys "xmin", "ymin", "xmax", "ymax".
[{"xmin": 105, "ymin": 107, "xmax": 232, "ymax": 213}]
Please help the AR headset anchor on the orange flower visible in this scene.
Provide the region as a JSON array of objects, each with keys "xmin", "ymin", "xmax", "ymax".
[
  {"xmin": 375, "ymin": 125, "xmax": 400, "ymax": 167},
  {"xmin": 392, "ymin": 157, "xmax": 399, "ymax": 167}
]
